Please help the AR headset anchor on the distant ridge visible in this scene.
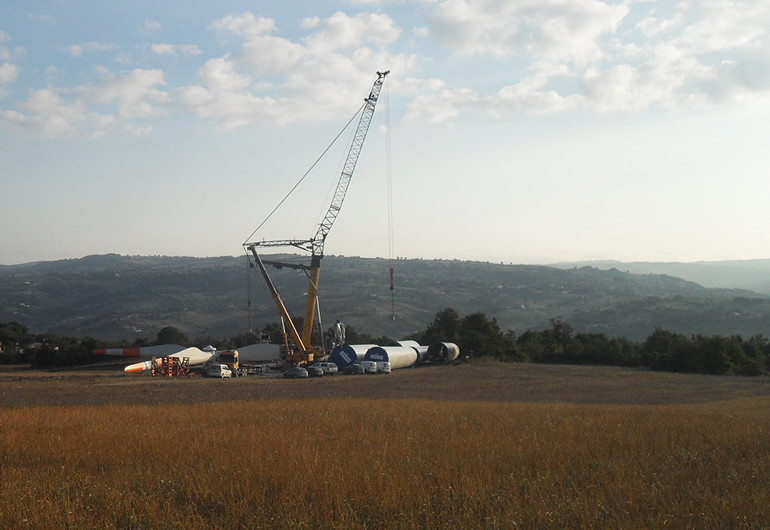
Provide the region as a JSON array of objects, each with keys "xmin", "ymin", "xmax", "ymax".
[
  {"xmin": 2, "ymin": 254, "xmax": 770, "ymax": 342},
  {"xmin": 551, "ymin": 259, "xmax": 770, "ymax": 294}
]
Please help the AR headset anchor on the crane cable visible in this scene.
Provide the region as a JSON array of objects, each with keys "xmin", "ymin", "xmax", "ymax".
[
  {"xmin": 246, "ymin": 250, "xmax": 253, "ymax": 333},
  {"xmin": 384, "ymin": 79, "xmax": 396, "ymax": 320},
  {"xmin": 243, "ymin": 102, "xmax": 367, "ymax": 246}
]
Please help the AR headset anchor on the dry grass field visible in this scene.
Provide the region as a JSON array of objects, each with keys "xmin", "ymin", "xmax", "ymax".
[{"xmin": 1, "ymin": 361, "xmax": 769, "ymax": 528}]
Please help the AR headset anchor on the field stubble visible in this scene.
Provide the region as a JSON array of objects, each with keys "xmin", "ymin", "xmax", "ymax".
[{"xmin": 1, "ymin": 361, "xmax": 769, "ymax": 528}]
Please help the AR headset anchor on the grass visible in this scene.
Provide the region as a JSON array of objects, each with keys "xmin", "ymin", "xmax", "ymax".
[{"xmin": 1, "ymin": 361, "xmax": 769, "ymax": 528}]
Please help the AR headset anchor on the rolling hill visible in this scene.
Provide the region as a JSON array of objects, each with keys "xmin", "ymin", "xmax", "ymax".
[
  {"xmin": 552, "ymin": 259, "xmax": 770, "ymax": 294},
  {"xmin": 2, "ymin": 254, "xmax": 769, "ymax": 343}
]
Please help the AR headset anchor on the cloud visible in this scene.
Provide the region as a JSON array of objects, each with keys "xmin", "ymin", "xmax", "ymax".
[
  {"xmin": 213, "ymin": 13, "xmax": 305, "ymax": 75},
  {"xmin": 151, "ymin": 43, "xmax": 202, "ymax": 57},
  {"xmin": 0, "ymin": 69, "xmax": 169, "ymax": 137},
  {"xmin": 8, "ymin": 2, "xmax": 768, "ymax": 135},
  {"xmin": 177, "ymin": 11, "xmax": 413, "ymax": 127},
  {"xmin": 0, "ymin": 30, "xmax": 25, "ymax": 62},
  {"xmin": 0, "ymin": 62, "xmax": 18, "ymax": 84},
  {"xmin": 576, "ymin": 0, "xmax": 770, "ymax": 111},
  {"xmin": 426, "ymin": 0, "xmax": 627, "ymax": 64},
  {"xmin": 77, "ymin": 69, "xmax": 169, "ymax": 119},
  {"xmin": 493, "ymin": 73, "xmax": 583, "ymax": 114},
  {"xmin": 196, "ymin": 57, "xmax": 251, "ymax": 92},
  {"xmin": 140, "ymin": 19, "xmax": 162, "ymax": 36},
  {"xmin": 301, "ymin": 11, "xmax": 400, "ymax": 53},
  {"xmin": 405, "ymin": 86, "xmax": 478, "ymax": 124},
  {"xmin": 1, "ymin": 88, "xmax": 86, "ymax": 136},
  {"xmin": 69, "ymin": 42, "xmax": 116, "ymax": 58},
  {"xmin": 412, "ymin": 0, "xmax": 770, "ymax": 120}
]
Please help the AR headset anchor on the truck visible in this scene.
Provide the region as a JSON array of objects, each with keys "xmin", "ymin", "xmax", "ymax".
[{"xmin": 215, "ymin": 349, "xmax": 243, "ymax": 376}]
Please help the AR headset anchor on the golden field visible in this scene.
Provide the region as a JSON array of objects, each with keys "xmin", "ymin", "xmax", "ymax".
[{"xmin": 1, "ymin": 361, "xmax": 769, "ymax": 528}]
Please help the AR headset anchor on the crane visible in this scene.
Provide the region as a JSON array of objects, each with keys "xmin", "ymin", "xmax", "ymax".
[{"xmin": 245, "ymin": 70, "xmax": 390, "ymax": 365}]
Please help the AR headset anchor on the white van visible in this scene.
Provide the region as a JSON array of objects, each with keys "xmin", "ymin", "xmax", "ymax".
[
  {"xmin": 360, "ymin": 360, "xmax": 378, "ymax": 374},
  {"xmin": 376, "ymin": 361, "xmax": 392, "ymax": 374},
  {"xmin": 207, "ymin": 364, "xmax": 232, "ymax": 378},
  {"xmin": 315, "ymin": 362, "xmax": 339, "ymax": 375}
]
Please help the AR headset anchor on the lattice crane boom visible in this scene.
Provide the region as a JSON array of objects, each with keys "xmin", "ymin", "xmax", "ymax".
[
  {"xmin": 312, "ymin": 70, "xmax": 389, "ymax": 257},
  {"xmin": 245, "ymin": 70, "xmax": 389, "ymax": 364}
]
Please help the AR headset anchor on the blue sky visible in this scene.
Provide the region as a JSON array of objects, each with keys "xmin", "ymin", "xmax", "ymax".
[{"xmin": 2, "ymin": 0, "xmax": 770, "ymax": 265}]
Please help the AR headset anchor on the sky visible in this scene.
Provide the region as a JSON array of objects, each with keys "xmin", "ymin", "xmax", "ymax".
[{"xmin": 2, "ymin": 0, "xmax": 770, "ymax": 266}]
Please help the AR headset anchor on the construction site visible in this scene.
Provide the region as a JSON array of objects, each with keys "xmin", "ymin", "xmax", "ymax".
[{"xmin": 104, "ymin": 70, "xmax": 459, "ymax": 379}]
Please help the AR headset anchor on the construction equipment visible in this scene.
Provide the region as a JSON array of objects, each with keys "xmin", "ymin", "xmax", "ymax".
[
  {"xmin": 215, "ymin": 349, "xmax": 241, "ymax": 376},
  {"xmin": 245, "ymin": 70, "xmax": 389, "ymax": 365},
  {"xmin": 150, "ymin": 356, "xmax": 190, "ymax": 377}
]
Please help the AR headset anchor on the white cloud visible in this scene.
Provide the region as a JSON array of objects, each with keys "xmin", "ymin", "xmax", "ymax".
[
  {"xmin": 140, "ymin": 19, "xmax": 162, "ymax": 36},
  {"xmin": 151, "ymin": 43, "xmax": 202, "ymax": 57},
  {"xmin": 114, "ymin": 53, "xmax": 134, "ymax": 65},
  {"xmin": 0, "ymin": 62, "xmax": 18, "ymax": 83},
  {"xmin": 214, "ymin": 13, "xmax": 305, "ymax": 75},
  {"xmin": 176, "ymin": 87, "xmax": 280, "ymax": 129},
  {"xmin": 676, "ymin": 1, "xmax": 770, "ymax": 53},
  {"xmin": 8, "ymin": 1, "xmax": 768, "ymax": 135},
  {"xmin": 214, "ymin": 12, "xmax": 278, "ymax": 40},
  {"xmin": 300, "ymin": 11, "xmax": 400, "ymax": 53},
  {"xmin": 405, "ymin": 86, "xmax": 478, "ymax": 123},
  {"xmin": 412, "ymin": 0, "xmax": 770, "ymax": 119},
  {"xmin": 78, "ymin": 69, "xmax": 169, "ymax": 119},
  {"xmin": 1, "ymin": 88, "xmax": 86, "ymax": 136},
  {"xmin": 198, "ymin": 57, "xmax": 251, "ymax": 92},
  {"xmin": 427, "ymin": 0, "xmax": 627, "ymax": 64},
  {"xmin": 177, "ymin": 11, "xmax": 412, "ymax": 127},
  {"xmin": 175, "ymin": 53, "xmax": 277, "ymax": 129},
  {"xmin": 69, "ymin": 42, "xmax": 116, "ymax": 58},
  {"xmin": 0, "ymin": 66, "xmax": 173, "ymax": 137},
  {"xmin": 578, "ymin": 0, "xmax": 770, "ymax": 111},
  {"xmin": 493, "ymin": 76, "xmax": 582, "ymax": 114},
  {"xmin": 0, "ymin": 31, "xmax": 24, "ymax": 62}
]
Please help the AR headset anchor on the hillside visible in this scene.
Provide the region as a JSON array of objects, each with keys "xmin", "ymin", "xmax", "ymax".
[
  {"xmin": 552, "ymin": 259, "xmax": 770, "ymax": 294},
  {"xmin": 2, "ymin": 254, "xmax": 769, "ymax": 342}
]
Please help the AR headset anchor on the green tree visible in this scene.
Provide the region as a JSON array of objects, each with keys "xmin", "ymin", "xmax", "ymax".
[
  {"xmin": 422, "ymin": 307, "xmax": 460, "ymax": 344},
  {"xmin": 692, "ymin": 335, "xmax": 733, "ymax": 375},
  {"xmin": 339, "ymin": 325, "xmax": 375, "ymax": 345},
  {"xmin": 612, "ymin": 336, "xmax": 643, "ymax": 367},
  {"xmin": 516, "ymin": 330, "xmax": 543, "ymax": 362},
  {"xmin": 642, "ymin": 328, "xmax": 690, "ymax": 372},
  {"xmin": 261, "ymin": 322, "xmax": 285, "ymax": 344},
  {"xmin": 0, "ymin": 321, "xmax": 31, "ymax": 347},
  {"xmin": 457, "ymin": 312, "xmax": 519, "ymax": 360},
  {"xmin": 540, "ymin": 317, "xmax": 576, "ymax": 363},
  {"xmin": 155, "ymin": 326, "xmax": 189, "ymax": 346}
]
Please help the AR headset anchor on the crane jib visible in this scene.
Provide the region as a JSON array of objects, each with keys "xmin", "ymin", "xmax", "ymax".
[
  {"xmin": 313, "ymin": 70, "xmax": 389, "ymax": 255},
  {"xmin": 244, "ymin": 70, "xmax": 389, "ymax": 365}
]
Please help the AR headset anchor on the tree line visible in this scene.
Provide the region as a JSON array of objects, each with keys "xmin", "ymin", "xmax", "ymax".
[
  {"xmin": 2, "ymin": 308, "xmax": 770, "ymax": 376},
  {"xmin": 411, "ymin": 307, "xmax": 770, "ymax": 376}
]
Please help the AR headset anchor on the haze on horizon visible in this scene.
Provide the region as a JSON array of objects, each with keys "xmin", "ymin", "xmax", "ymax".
[{"xmin": 2, "ymin": 1, "xmax": 770, "ymax": 267}]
